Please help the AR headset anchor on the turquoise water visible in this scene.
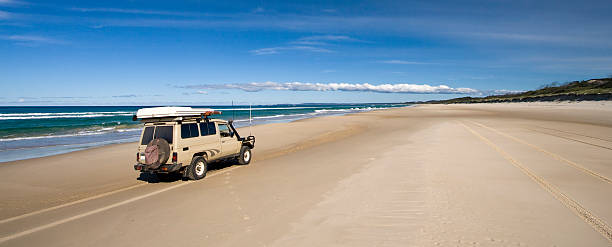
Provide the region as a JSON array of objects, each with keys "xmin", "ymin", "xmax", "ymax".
[{"xmin": 0, "ymin": 104, "xmax": 406, "ymax": 162}]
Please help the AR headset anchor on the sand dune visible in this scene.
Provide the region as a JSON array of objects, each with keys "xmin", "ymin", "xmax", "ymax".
[{"xmin": 0, "ymin": 102, "xmax": 611, "ymax": 246}]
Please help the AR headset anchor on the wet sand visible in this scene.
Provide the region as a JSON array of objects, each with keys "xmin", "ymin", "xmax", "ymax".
[{"xmin": 1, "ymin": 102, "xmax": 611, "ymax": 246}]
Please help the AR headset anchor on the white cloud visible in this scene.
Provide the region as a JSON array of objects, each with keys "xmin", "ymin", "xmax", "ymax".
[
  {"xmin": 252, "ymin": 7, "xmax": 265, "ymax": 13},
  {"xmin": 68, "ymin": 7, "xmax": 197, "ymax": 17},
  {"xmin": 492, "ymin": 89, "xmax": 524, "ymax": 95},
  {"xmin": 0, "ymin": 0, "xmax": 25, "ymax": 6},
  {"xmin": 255, "ymin": 35, "xmax": 358, "ymax": 55},
  {"xmin": 380, "ymin": 60, "xmax": 435, "ymax": 65},
  {"xmin": 251, "ymin": 46, "xmax": 332, "ymax": 55},
  {"xmin": 289, "ymin": 40, "xmax": 327, "ymax": 46},
  {"xmin": 299, "ymin": 35, "xmax": 356, "ymax": 42},
  {"xmin": 451, "ymin": 31, "xmax": 612, "ymax": 47},
  {"xmin": 184, "ymin": 81, "xmax": 479, "ymax": 94},
  {"xmin": 0, "ymin": 10, "xmax": 10, "ymax": 19},
  {"xmin": 49, "ymin": 7, "xmax": 611, "ymax": 49},
  {"xmin": 112, "ymin": 94, "xmax": 138, "ymax": 98},
  {"xmin": 462, "ymin": 32, "xmax": 573, "ymax": 43},
  {"xmin": 291, "ymin": 35, "xmax": 362, "ymax": 45},
  {"xmin": 0, "ymin": 35, "xmax": 64, "ymax": 45},
  {"xmin": 3, "ymin": 35, "xmax": 48, "ymax": 42}
]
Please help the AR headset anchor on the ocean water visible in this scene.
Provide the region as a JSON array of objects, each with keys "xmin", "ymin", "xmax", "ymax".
[{"xmin": 0, "ymin": 104, "xmax": 406, "ymax": 162}]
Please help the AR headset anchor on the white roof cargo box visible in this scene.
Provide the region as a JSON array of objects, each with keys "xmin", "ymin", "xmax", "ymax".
[{"xmin": 136, "ymin": 107, "xmax": 219, "ymax": 119}]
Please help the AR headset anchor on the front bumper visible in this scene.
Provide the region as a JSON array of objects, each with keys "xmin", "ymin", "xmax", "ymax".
[{"xmin": 134, "ymin": 163, "xmax": 182, "ymax": 173}]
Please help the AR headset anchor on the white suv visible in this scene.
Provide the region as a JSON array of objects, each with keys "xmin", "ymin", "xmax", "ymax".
[{"xmin": 133, "ymin": 107, "xmax": 255, "ymax": 180}]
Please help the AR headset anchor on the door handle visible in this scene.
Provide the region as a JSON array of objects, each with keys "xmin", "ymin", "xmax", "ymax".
[{"xmin": 183, "ymin": 147, "xmax": 189, "ymax": 151}]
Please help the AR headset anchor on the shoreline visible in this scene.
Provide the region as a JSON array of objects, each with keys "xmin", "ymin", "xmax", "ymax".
[
  {"xmin": 3, "ymin": 101, "xmax": 608, "ymax": 165},
  {"xmin": 0, "ymin": 105, "xmax": 405, "ymax": 164}
]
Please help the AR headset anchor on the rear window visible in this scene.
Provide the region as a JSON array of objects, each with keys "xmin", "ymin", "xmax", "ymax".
[
  {"xmin": 199, "ymin": 122, "xmax": 217, "ymax": 136},
  {"xmin": 181, "ymin": 123, "xmax": 199, "ymax": 139},
  {"xmin": 154, "ymin": 126, "xmax": 174, "ymax": 144},
  {"xmin": 141, "ymin": 127, "xmax": 154, "ymax": 145}
]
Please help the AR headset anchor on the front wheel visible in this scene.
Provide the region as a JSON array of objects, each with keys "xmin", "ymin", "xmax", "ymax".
[
  {"xmin": 187, "ymin": 156, "xmax": 207, "ymax": 180},
  {"xmin": 237, "ymin": 146, "xmax": 252, "ymax": 165}
]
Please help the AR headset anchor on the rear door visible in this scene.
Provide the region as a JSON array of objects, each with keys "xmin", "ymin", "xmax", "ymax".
[{"xmin": 218, "ymin": 123, "xmax": 240, "ymax": 157}]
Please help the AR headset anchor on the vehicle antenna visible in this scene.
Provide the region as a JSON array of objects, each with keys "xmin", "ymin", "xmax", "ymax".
[
  {"xmin": 232, "ymin": 100, "xmax": 235, "ymax": 121},
  {"xmin": 249, "ymin": 103, "xmax": 252, "ymax": 136}
]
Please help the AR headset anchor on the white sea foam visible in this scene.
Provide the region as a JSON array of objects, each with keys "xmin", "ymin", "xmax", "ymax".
[
  {"xmin": 0, "ymin": 113, "xmax": 133, "ymax": 120},
  {"xmin": 0, "ymin": 127, "xmax": 141, "ymax": 142},
  {"xmin": 314, "ymin": 107, "xmax": 381, "ymax": 113},
  {"xmin": 0, "ymin": 111, "xmax": 134, "ymax": 120},
  {"xmin": 0, "ymin": 111, "xmax": 133, "ymax": 117}
]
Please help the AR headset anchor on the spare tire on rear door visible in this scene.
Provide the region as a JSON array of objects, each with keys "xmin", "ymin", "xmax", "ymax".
[{"xmin": 145, "ymin": 138, "xmax": 171, "ymax": 169}]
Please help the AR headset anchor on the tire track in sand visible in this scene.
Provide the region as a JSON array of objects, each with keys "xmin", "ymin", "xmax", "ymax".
[
  {"xmin": 459, "ymin": 121, "xmax": 612, "ymax": 243},
  {"xmin": 0, "ymin": 165, "xmax": 243, "ymax": 244},
  {"xmin": 525, "ymin": 127, "xmax": 612, "ymax": 151},
  {"xmin": 534, "ymin": 126, "xmax": 612, "ymax": 143},
  {"xmin": 467, "ymin": 120, "xmax": 612, "ymax": 185}
]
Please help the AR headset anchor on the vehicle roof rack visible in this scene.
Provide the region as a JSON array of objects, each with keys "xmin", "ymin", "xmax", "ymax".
[{"xmin": 133, "ymin": 107, "xmax": 221, "ymax": 122}]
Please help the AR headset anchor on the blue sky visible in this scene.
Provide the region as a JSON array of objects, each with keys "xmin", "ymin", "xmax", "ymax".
[{"xmin": 1, "ymin": 0, "xmax": 611, "ymax": 105}]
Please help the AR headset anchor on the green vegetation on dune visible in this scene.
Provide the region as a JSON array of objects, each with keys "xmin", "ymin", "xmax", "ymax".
[{"xmin": 411, "ymin": 78, "xmax": 612, "ymax": 104}]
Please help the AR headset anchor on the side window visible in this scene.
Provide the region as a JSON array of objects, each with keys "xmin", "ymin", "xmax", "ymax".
[
  {"xmin": 199, "ymin": 122, "xmax": 217, "ymax": 136},
  {"xmin": 208, "ymin": 122, "xmax": 216, "ymax": 135},
  {"xmin": 181, "ymin": 123, "xmax": 199, "ymax": 139},
  {"xmin": 181, "ymin": 124, "xmax": 190, "ymax": 139},
  {"xmin": 190, "ymin": 124, "xmax": 199, "ymax": 138},
  {"xmin": 141, "ymin": 126, "xmax": 154, "ymax": 145},
  {"xmin": 218, "ymin": 124, "xmax": 231, "ymax": 137},
  {"xmin": 154, "ymin": 126, "xmax": 173, "ymax": 144}
]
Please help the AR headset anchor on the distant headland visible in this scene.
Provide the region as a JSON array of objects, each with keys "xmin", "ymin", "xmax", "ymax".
[{"xmin": 408, "ymin": 78, "xmax": 612, "ymax": 104}]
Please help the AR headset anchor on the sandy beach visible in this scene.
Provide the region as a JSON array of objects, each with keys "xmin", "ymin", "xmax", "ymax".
[{"xmin": 1, "ymin": 102, "xmax": 611, "ymax": 246}]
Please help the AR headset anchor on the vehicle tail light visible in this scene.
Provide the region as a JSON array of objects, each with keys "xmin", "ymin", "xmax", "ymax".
[{"xmin": 172, "ymin": 152, "xmax": 177, "ymax": 163}]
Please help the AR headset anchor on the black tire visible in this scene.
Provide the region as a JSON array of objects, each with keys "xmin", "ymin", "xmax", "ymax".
[
  {"xmin": 187, "ymin": 156, "xmax": 207, "ymax": 180},
  {"xmin": 237, "ymin": 146, "xmax": 252, "ymax": 165},
  {"xmin": 145, "ymin": 138, "xmax": 170, "ymax": 169}
]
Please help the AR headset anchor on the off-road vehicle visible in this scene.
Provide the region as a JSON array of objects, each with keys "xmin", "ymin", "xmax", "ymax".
[{"xmin": 133, "ymin": 107, "xmax": 255, "ymax": 180}]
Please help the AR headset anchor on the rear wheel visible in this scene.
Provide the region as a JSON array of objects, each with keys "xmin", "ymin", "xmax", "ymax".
[
  {"xmin": 237, "ymin": 146, "xmax": 252, "ymax": 165},
  {"xmin": 187, "ymin": 156, "xmax": 207, "ymax": 180}
]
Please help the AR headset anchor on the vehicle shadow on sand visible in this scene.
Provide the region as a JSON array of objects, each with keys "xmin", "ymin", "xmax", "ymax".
[{"xmin": 137, "ymin": 160, "xmax": 238, "ymax": 183}]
